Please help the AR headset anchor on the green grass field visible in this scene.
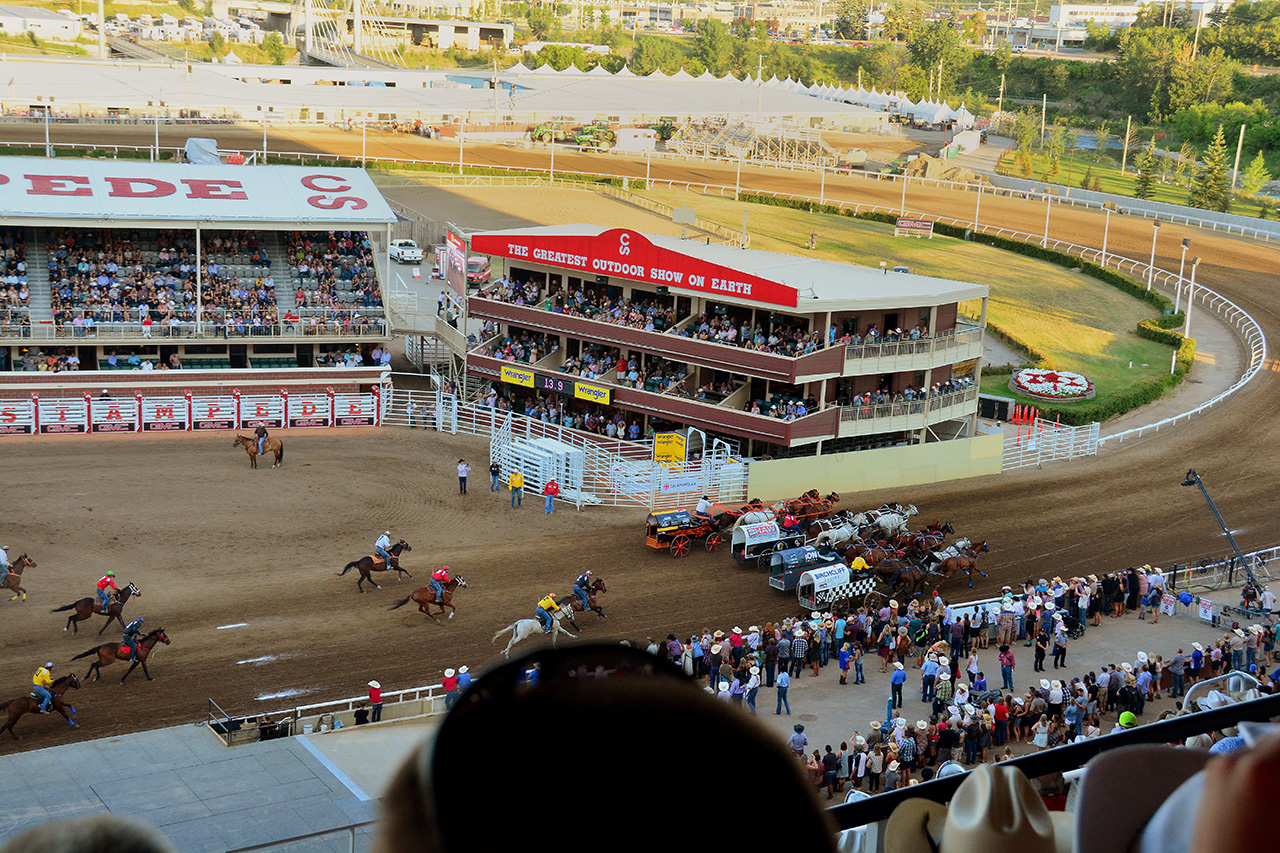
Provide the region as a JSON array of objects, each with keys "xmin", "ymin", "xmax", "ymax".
[
  {"xmin": 643, "ymin": 189, "xmax": 1174, "ymax": 409},
  {"xmin": 997, "ymin": 148, "xmax": 1273, "ymax": 219}
]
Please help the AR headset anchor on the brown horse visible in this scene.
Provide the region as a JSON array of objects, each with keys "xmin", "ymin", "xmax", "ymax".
[
  {"xmin": 875, "ymin": 558, "xmax": 929, "ymax": 599},
  {"xmin": 563, "ymin": 578, "xmax": 608, "ymax": 620},
  {"xmin": 52, "ymin": 582, "xmax": 141, "ymax": 635},
  {"xmin": 233, "ymin": 434, "xmax": 284, "ymax": 469},
  {"xmin": 390, "ymin": 576, "xmax": 468, "ymax": 622},
  {"xmin": 72, "ymin": 627, "xmax": 171, "ymax": 683},
  {"xmin": 0, "ymin": 673, "xmax": 80, "ymax": 740},
  {"xmin": 338, "ymin": 540, "xmax": 413, "ymax": 592},
  {"xmin": 843, "ymin": 540, "xmax": 900, "ymax": 568},
  {"xmin": 2, "ymin": 553, "xmax": 36, "ymax": 602},
  {"xmin": 933, "ymin": 540, "xmax": 991, "ymax": 589}
]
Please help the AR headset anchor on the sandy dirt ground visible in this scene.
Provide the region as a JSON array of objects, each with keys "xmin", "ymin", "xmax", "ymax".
[{"xmin": 1, "ymin": 124, "xmax": 1278, "ymax": 754}]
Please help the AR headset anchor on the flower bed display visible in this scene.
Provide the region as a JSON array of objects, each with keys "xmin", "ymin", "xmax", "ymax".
[{"xmin": 1009, "ymin": 368, "xmax": 1095, "ymax": 401}]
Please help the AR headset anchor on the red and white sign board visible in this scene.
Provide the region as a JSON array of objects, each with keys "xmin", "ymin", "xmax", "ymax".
[
  {"xmin": 90, "ymin": 397, "xmax": 138, "ymax": 433},
  {"xmin": 288, "ymin": 394, "xmax": 331, "ymax": 428},
  {"xmin": 191, "ymin": 395, "xmax": 237, "ymax": 431},
  {"xmin": 142, "ymin": 396, "xmax": 187, "ymax": 431},
  {"xmin": 471, "ymin": 228, "xmax": 799, "ymax": 308},
  {"xmin": 0, "ymin": 158, "xmax": 395, "ymax": 226},
  {"xmin": 334, "ymin": 393, "xmax": 376, "ymax": 427},
  {"xmin": 0, "ymin": 399, "xmax": 34, "ymax": 434},
  {"xmin": 37, "ymin": 397, "xmax": 88, "ymax": 434},
  {"xmin": 238, "ymin": 395, "xmax": 284, "ymax": 429}
]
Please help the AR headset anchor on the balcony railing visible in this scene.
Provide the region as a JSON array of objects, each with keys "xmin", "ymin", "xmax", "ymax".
[
  {"xmin": 844, "ymin": 325, "xmax": 984, "ymax": 365},
  {"xmin": 839, "ymin": 387, "xmax": 978, "ymax": 422},
  {"xmin": 0, "ymin": 319, "xmax": 390, "ymax": 342}
]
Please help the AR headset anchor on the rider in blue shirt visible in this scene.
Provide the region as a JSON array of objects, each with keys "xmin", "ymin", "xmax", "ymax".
[
  {"xmin": 122, "ymin": 617, "xmax": 145, "ymax": 662},
  {"xmin": 573, "ymin": 570, "xmax": 593, "ymax": 611}
]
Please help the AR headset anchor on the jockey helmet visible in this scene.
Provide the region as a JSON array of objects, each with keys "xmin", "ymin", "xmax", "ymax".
[
  {"xmin": 584, "ymin": 570, "xmax": 592, "ymax": 575},
  {"xmin": 106, "ymin": 571, "xmax": 115, "ymax": 577},
  {"xmin": 549, "ymin": 593, "xmax": 556, "ymax": 599},
  {"xmin": 385, "ymin": 530, "xmax": 391, "ymax": 535},
  {"xmin": 137, "ymin": 617, "xmax": 145, "ymax": 622},
  {"xmin": 442, "ymin": 565, "xmax": 449, "ymax": 571},
  {"xmin": 44, "ymin": 662, "xmax": 54, "ymax": 668}
]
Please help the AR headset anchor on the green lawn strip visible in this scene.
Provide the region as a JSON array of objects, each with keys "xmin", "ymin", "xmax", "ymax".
[
  {"xmin": 995, "ymin": 149, "xmax": 1271, "ymax": 219},
  {"xmin": 642, "ymin": 188, "xmax": 1186, "ymax": 424}
]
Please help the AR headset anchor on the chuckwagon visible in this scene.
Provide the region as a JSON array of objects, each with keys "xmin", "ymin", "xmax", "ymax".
[
  {"xmin": 796, "ymin": 564, "xmax": 878, "ymax": 611},
  {"xmin": 730, "ymin": 512, "xmax": 804, "ymax": 565},
  {"xmin": 766, "ymin": 545, "xmax": 843, "ymax": 591},
  {"xmin": 645, "ymin": 510, "xmax": 723, "ymax": 557}
]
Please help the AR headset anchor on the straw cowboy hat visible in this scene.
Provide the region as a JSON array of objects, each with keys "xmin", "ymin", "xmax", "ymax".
[
  {"xmin": 890, "ymin": 599, "xmax": 900, "ymax": 609},
  {"xmin": 884, "ymin": 764, "xmax": 1071, "ymax": 853},
  {"xmin": 1234, "ymin": 628, "xmax": 1246, "ymax": 638},
  {"xmin": 710, "ymin": 644, "xmax": 722, "ymax": 654},
  {"xmin": 713, "ymin": 630, "xmax": 724, "ymax": 638},
  {"xmin": 916, "ymin": 720, "xmax": 928, "ymax": 732},
  {"xmin": 1051, "ymin": 680, "xmax": 1062, "ymax": 691}
]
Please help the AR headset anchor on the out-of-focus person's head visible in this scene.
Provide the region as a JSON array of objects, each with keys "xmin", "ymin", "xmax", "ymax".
[
  {"xmin": 0, "ymin": 815, "xmax": 175, "ymax": 853},
  {"xmin": 373, "ymin": 644, "xmax": 836, "ymax": 853}
]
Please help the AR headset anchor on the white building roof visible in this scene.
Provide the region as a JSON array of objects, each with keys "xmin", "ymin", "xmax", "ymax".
[
  {"xmin": 473, "ymin": 224, "xmax": 987, "ymax": 313},
  {"xmin": 0, "ymin": 57, "xmax": 887, "ymax": 122}
]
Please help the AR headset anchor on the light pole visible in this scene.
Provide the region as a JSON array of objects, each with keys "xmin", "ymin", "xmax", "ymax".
[
  {"xmin": 362, "ymin": 118, "xmax": 367, "ymax": 166},
  {"xmin": 1175, "ymin": 237, "xmax": 1190, "ymax": 312},
  {"xmin": 1181, "ymin": 469, "xmax": 1259, "ymax": 590},
  {"xmin": 43, "ymin": 98, "xmax": 51, "ymax": 158},
  {"xmin": 1101, "ymin": 207, "xmax": 1111, "ymax": 266},
  {"xmin": 973, "ymin": 184, "xmax": 982, "ymax": 230},
  {"xmin": 1184, "ymin": 256, "xmax": 1200, "ymax": 339},
  {"xmin": 900, "ymin": 175, "xmax": 907, "ymax": 216},
  {"xmin": 1146, "ymin": 220, "xmax": 1160, "ymax": 289},
  {"xmin": 1042, "ymin": 194, "xmax": 1051, "ymax": 247}
]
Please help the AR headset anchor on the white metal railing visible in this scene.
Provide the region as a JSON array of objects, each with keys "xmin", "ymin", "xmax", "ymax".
[
  {"xmin": 844, "ymin": 325, "xmax": 983, "ymax": 361},
  {"xmin": 1163, "ymin": 543, "xmax": 1279, "ymax": 592},
  {"xmin": 291, "ymin": 682, "xmax": 450, "ymax": 733},
  {"xmin": 1002, "ymin": 418, "xmax": 1101, "ymax": 470},
  {"xmin": 1, "ymin": 317, "xmax": 388, "ymax": 342},
  {"xmin": 839, "ymin": 386, "xmax": 977, "ymax": 422}
]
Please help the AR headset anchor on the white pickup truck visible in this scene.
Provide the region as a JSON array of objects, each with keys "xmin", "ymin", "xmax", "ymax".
[{"xmin": 389, "ymin": 239, "xmax": 424, "ymax": 264}]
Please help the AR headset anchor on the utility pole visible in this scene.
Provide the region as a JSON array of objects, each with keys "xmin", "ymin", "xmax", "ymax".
[
  {"xmin": 997, "ymin": 72, "xmax": 1005, "ymax": 132},
  {"xmin": 1231, "ymin": 122, "xmax": 1246, "ymax": 189},
  {"xmin": 937, "ymin": 58, "xmax": 944, "ymax": 98},
  {"xmin": 1120, "ymin": 114, "xmax": 1132, "ymax": 174},
  {"xmin": 1040, "ymin": 94, "xmax": 1046, "ymax": 148},
  {"xmin": 757, "ymin": 55, "xmax": 763, "ymax": 118}
]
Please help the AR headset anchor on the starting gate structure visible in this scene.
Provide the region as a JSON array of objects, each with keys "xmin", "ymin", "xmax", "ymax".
[{"xmin": 1002, "ymin": 418, "xmax": 1099, "ymax": 471}]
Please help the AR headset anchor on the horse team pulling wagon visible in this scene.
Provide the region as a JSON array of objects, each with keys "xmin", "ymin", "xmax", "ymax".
[
  {"xmin": 766, "ymin": 545, "xmax": 843, "ymax": 591},
  {"xmin": 645, "ymin": 510, "xmax": 724, "ymax": 557},
  {"xmin": 730, "ymin": 511, "xmax": 804, "ymax": 565}
]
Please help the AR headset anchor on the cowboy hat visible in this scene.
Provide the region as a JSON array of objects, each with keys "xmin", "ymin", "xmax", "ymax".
[
  {"xmin": 916, "ymin": 720, "xmax": 928, "ymax": 731},
  {"xmin": 749, "ymin": 666, "xmax": 760, "ymax": 675},
  {"xmin": 749, "ymin": 625, "xmax": 759, "ymax": 632},
  {"xmin": 458, "ymin": 666, "xmax": 468, "ymax": 674},
  {"xmin": 895, "ymin": 662, "xmax": 905, "ymax": 670},
  {"xmin": 1137, "ymin": 651, "xmax": 1149, "ymax": 663},
  {"xmin": 444, "ymin": 668, "xmax": 456, "ymax": 678},
  {"xmin": 713, "ymin": 630, "xmax": 724, "ymax": 638},
  {"xmin": 938, "ymin": 670, "xmax": 951, "ymax": 681},
  {"xmin": 710, "ymin": 644, "xmax": 722, "ymax": 654},
  {"xmin": 368, "ymin": 680, "xmax": 380, "ymax": 689},
  {"xmin": 1191, "ymin": 642, "xmax": 1204, "ymax": 651},
  {"xmin": 1044, "ymin": 602, "xmax": 1055, "ymax": 611},
  {"xmin": 1040, "ymin": 679, "xmax": 1050, "ymax": 690},
  {"xmin": 1234, "ymin": 628, "xmax": 1246, "ymax": 638},
  {"xmin": 855, "ymin": 735, "xmax": 867, "ymax": 746},
  {"xmin": 732, "ymin": 626, "xmax": 742, "ymax": 634},
  {"xmin": 886, "ymin": 764, "xmax": 1069, "ymax": 853},
  {"xmin": 890, "ymin": 599, "xmax": 899, "ymax": 609},
  {"xmin": 888, "ymin": 760, "xmax": 900, "ymax": 771},
  {"xmin": 870, "ymin": 721, "xmax": 882, "ymax": 729},
  {"xmin": 1121, "ymin": 662, "xmax": 1133, "ymax": 673},
  {"xmin": 1051, "ymin": 680, "xmax": 1062, "ymax": 691}
]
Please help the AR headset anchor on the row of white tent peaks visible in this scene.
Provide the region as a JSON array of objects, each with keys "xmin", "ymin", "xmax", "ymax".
[{"xmin": 503, "ymin": 62, "xmax": 974, "ymax": 124}]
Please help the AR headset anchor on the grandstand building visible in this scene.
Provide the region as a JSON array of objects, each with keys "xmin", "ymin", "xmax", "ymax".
[
  {"xmin": 465, "ymin": 225, "xmax": 989, "ymax": 457},
  {"xmin": 0, "ymin": 157, "xmax": 394, "ymax": 392}
]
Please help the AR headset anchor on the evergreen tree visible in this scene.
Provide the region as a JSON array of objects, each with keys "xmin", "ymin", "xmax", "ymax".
[
  {"xmin": 1189, "ymin": 123, "xmax": 1233, "ymax": 212},
  {"xmin": 1080, "ymin": 167, "xmax": 1093, "ymax": 189},
  {"xmin": 1239, "ymin": 151, "xmax": 1272, "ymax": 197},
  {"xmin": 1091, "ymin": 175, "xmax": 1103, "ymax": 191},
  {"xmin": 1134, "ymin": 142, "xmax": 1157, "ymax": 199}
]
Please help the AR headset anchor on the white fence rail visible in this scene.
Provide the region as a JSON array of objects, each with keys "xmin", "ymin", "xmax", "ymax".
[
  {"xmin": 1163, "ymin": 543, "xmax": 1279, "ymax": 592},
  {"xmin": 1002, "ymin": 418, "xmax": 1100, "ymax": 471}
]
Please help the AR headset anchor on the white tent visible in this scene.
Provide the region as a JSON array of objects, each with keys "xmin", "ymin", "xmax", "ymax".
[
  {"xmin": 952, "ymin": 106, "xmax": 976, "ymax": 129},
  {"xmin": 506, "ymin": 61, "xmax": 531, "ymax": 75},
  {"xmin": 586, "ymin": 64, "xmax": 611, "ymax": 76},
  {"xmin": 614, "ymin": 64, "xmax": 635, "ymax": 76},
  {"xmin": 671, "ymin": 68, "xmax": 693, "ymax": 79}
]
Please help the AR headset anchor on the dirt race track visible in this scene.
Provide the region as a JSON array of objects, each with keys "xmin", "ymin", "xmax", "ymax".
[{"xmin": 1, "ymin": 124, "xmax": 1280, "ymax": 753}]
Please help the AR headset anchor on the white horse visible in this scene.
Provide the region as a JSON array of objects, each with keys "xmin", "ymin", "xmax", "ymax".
[
  {"xmin": 493, "ymin": 608, "xmax": 577, "ymax": 658},
  {"xmin": 872, "ymin": 504, "xmax": 919, "ymax": 537},
  {"xmin": 930, "ymin": 537, "xmax": 971, "ymax": 565}
]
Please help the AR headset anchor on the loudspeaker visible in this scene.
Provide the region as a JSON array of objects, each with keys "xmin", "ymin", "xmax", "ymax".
[
  {"xmin": 596, "ymin": 275, "xmax": 609, "ymax": 285},
  {"xmin": 655, "ymin": 285, "xmax": 669, "ymax": 297}
]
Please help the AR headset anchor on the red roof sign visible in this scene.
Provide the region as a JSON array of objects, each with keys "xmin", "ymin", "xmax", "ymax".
[{"xmin": 471, "ymin": 228, "xmax": 798, "ymax": 308}]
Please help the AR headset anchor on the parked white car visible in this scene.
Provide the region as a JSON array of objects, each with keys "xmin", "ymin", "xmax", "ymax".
[{"xmin": 389, "ymin": 239, "xmax": 424, "ymax": 264}]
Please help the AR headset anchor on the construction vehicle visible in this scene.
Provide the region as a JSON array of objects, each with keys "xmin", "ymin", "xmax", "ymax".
[
  {"xmin": 575, "ymin": 121, "xmax": 616, "ymax": 151},
  {"xmin": 649, "ymin": 118, "xmax": 678, "ymax": 141},
  {"xmin": 529, "ymin": 122, "xmax": 565, "ymax": 143}
]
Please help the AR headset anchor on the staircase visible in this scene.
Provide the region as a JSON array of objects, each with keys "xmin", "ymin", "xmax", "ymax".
[
  {"xmin": 267, "ymin": 233, "xmax": 297, "ymax": 312},
  {"xmin": 24, "ymin": 229, "xmax": 54, "ymax": 328}
]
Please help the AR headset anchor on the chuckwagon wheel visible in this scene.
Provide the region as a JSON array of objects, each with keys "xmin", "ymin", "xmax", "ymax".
[
  {"xmin": 670, "ymin": 534, "xmax": 691, "ymax": 558},
  {"xmin": 863, "ymin": 590, "xmax": 886, "ymax": 612},
  {"xmin": 705, "ymin": 532, "xmax": 722, "ymax": 552}
]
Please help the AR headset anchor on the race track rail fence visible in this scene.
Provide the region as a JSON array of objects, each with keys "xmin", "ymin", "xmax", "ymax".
[{"xmin": 1001, "ymin": 418, "xmax": 1100, "ymax": 471}]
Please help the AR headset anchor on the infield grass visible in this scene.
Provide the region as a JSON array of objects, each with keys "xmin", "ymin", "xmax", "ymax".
[{"xmin": 642, "ymin": 189, "xmax": 1174, "ymax": 407}]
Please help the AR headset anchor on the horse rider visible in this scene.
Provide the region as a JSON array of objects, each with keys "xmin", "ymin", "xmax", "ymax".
[
  {"xmin": 781, "ymin": 512, "xmax": 801, "ymax": 536},
  {"xmin": 817, "ymin": 537, "xmax": 837, "ymax": 558},
  {"xmin": 535, "ymin": 593, "xmax": 559, "ymax": 634},
  {"xmin": 375, "ymin": 531, "xmax": 394, "ymax": 571},
  {"xmin": 693, "ymin": 495, "xmax": 714, "ymax": 524},
  {"xmin": 254, "ymin": 421, "xmax": 269, "ymax": 456},
  {"xmin": 0, "ymin": 544, "xmax": 10, "ymax": 587},
  {"xmin": 849, "ymin": 552, "xmax": 871, "ymax": 574},
  {"xmin": 32, "ymin": 661, "xmax": 54, "ymax": 713},
  {"xmin": 573, "ymin": 570, "xmax": 593, "ymax": 611},
  {"xmin": 430, "ymin": 565, "xmax": 451, "ymax": 601},
  {"xmin": 96, "ymin": 571, "xmax": 120, "ymax": 614},
  {"xmin": 122, "ymin": 616, "xmax": 145, "ymax": 662}
]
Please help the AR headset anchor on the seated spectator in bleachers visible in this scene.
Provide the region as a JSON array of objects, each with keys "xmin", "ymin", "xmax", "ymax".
[{"xmin": 284, "ymin": 229, "xmax": 381, "ymax": 316}]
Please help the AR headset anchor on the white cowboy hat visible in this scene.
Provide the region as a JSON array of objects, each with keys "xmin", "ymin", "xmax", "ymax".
[
  {"xmin": 888, "ymin": 760, "xmax": 900, "ymax": 771},
  {"xmin": 710, "ymin": 644, "xmax": 722, "ymax": 654},
  {"xmin": 1040, "ymin": 679, "xmax": 1050, "ymax": 690},
  {"xmin": 895, "ymin": 662, "xmax": 905, "ymax": 670},
  {"xmin": 890, "ymin": 599, "xmax": 900, "ymax": 608},
  {"xmin": 963, "ymin": 704, "xmax": 976, "ymax": 716},
  {"xmin": 444, "ymin": 668, "xmax": 455, "ymax": 677},
  {"xmin": 1044, "ymin": 602, "xmax": 1055, "ymax": 611},
  {"xmin": 749, "ymin": 666, "xmax": 760, "ymax": 675},
  {"xmin": 916, "ymin": 720, "xmax": 928, "ymax": 731},
  {"xmin": 1013, "ymin": 696, "xmax": 1025, "ymax": 705},
  {"xmin": 368, "ymin": 681, "xmax": 380, "ymax": 689},
  {"xmin": 458, "ymin": 666, "xmax": 468, "ymax": 674},
  {"xmin": 749, "ymin": 625, "xmax": 759, "ymax": 632},
  {"xmin": 1051, "ymin": 680, "xmax": 1062, "ymax": 691},
  {"xmin": 1137, "ymin": 652, "xmax": 1149, "ymax": 663},
  {"xmin": 1234, "ymin": 628, "xmax": 1246, "ymax": 638},
  {"xmin": 1191, "ymin": 642, "xmax": 1204, "ymax": 651},
  {"xmin": 1121, "ymin": 662, "xmax": 1133, "ymax": 673},
  {"xmin": 938, "ymin": 670, "xmax": 951, "ymax": 681},
  {"xmin": 886, "ymin": 764, "xmax": 1069, "ymax": 853},
  {"xmin": 855, "ymin": 735, "xmax": 867, "ymax": 746},
  {"xmin": 732, "ymin": 626, "xmax": 742, "ymax": 634},
  {"xmin": 928, "ymin": 653, "xmax": 939, "ymax": 662},
  {"xmin": 810, "ymin": 611, "xmax": 821, "ymax": 620}
]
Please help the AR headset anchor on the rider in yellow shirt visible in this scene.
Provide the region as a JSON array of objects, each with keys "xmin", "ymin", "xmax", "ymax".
[
  {"xmin": 850, "ymin": 555, "xmax": 871, "ymax": 573},
  {"xmin": 32, "ymin": 662, "xmax": 54, "ymax": 713},
  {"xmin": 535, "ymin": 593, "xmax": 559, "ymax": 633}
]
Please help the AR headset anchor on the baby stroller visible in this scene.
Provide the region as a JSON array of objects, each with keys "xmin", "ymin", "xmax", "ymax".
[{"xmin": 1062, "ymin": 615, "xmax": 1086, "ymax": 640}]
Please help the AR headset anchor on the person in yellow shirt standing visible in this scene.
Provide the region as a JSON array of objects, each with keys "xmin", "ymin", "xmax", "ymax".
[
  {"xmin": 32, "ymin": 662, "xmax": 54, "ymax": 713},
  {"xmin": 535, "ymin": 593, "xmax": 559, "ymax": 633},
  {"xmin": 508, "ymin": 470, "xmax": 524, "ymax": 509}
]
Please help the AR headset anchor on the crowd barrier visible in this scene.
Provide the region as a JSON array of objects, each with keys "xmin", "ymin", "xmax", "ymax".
[{"xmin": 0, "ymin": 387, "xmax": 382, "ymax": 434}]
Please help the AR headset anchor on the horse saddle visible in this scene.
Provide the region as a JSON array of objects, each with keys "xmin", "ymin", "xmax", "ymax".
[
  {"xmin": 370, "ymin": 555, "xmax": 387, "ymax": 568},
  {"xmin": 118, "ymin": 644, "xmax": 134, "ymax": 657}
]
